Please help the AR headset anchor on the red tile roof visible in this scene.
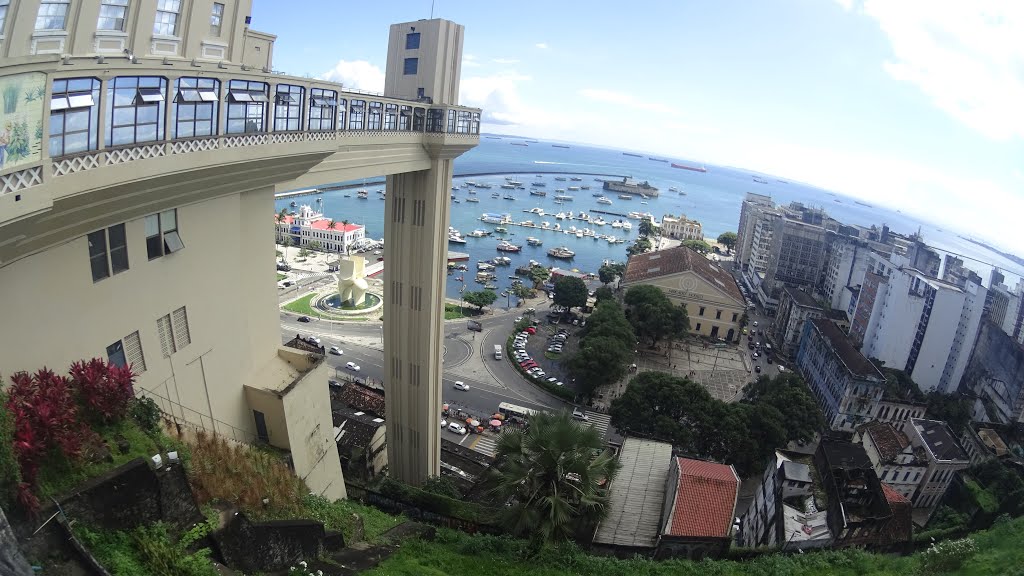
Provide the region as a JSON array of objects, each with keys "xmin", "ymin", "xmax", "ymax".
[
  {"xmin": 879, "ymin": 483, "xmax": 913, "ymax": 544},
  {"xmin": 666, "ymin": 457, "xmax": 739, "ymax": 539},
  {"xmin": 278, "ymin": 215, "xmax": 363, "ymax": 232},
  {"xmin": 624, "ymin": 246, "xmax": 744, "ymax": 305},
  {"xmin": 860, "ymin": 421, "xmax": 910, "ymax": 462}
]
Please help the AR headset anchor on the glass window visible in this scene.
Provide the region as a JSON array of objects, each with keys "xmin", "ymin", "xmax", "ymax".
[
  {"xmin": 0, "ymin": 1, "xmax": 9, "ymax": 33},
  {"xmin": 425, "ymin": 108, "xmax": 443, "ymax": 133},
  {"xmin": 35, "ymin": 1, "xmax": 69, "ymax": 30},
  {"xmin": 226, "ymin": 80, "xmax": 267, "ymax": 133},
  {"xmin": 88, "ymin": 230, "xmax": 110, "ymax": 282},
  {"xmin": 108, "ymin": 223, "xmax": 129, "ymax": 274},
  {"xmin": 447, "ymin": 109, "xmax": 456, "ymax": 133},
  {"xmin": 210, "ymin": 2, "xmax": 224, "ymax": 36},
  {"xmin": 399, "ymin": 105, "xmax": 412, "ymax": 130},
  {"xmin": 405, "ymin": 32, "xmax": 420, "ymax": 50},
  {"xmin": 172, "ymin": 77, "xmax": 219, "ymax": 138},
  {"xmin": 348, "ymin": 100, "xmax": 365, "ymax": 130},
  {"xmin": 456, "ymin": 110, "xmax": 471, "ymax": 134},
  {"xmin": 413, "ymin": 107, "xmax": 425, "ymax": 131},
  {"xmin": 699, "ymin": 307, "xmax": 705, "ymax": 316},
  {"xmin": 384, "ymin": 103, "xmax": 398, "ymax": 130},
  {"xmin": 154, "ymin": 0, "xmax": 180, "ymax": 35},
  {"xmin": 106, "ymin": 76, "xmax": 167, "ymax": 146},
  {"xmin": 403, "ymin": 58, "xmax": 418, "ymax": 75},
  {"xmin": 366, "ymin": 101, "xmax": 382, "ymax": 130},
  {"xmin": 308, "ymin": 88, "xmax": 336, "ymax": 131},
  {"xmin": 336, "ymin": 98, "xmax": 346, "ymax": 130},
  {"xmin": 273, "ymin": 84, "xmax": 304, "ymax": 131},
  {"xmin": 107, "ymin": 340, "xmax": 127, "ymax": 368},
  {"xmin": 146, "ymin": 209, "xmax": 182, "ymax": 259},
  {"xmin": 98, "ymin": 0, "xmax": 129, "ymax": 31},
  {"xmin": 50, "ymin": 77, "xmax": 101, "ymax": 157},
  {"xmin": 471, "ymin": 111, "xmax": 480, "ymax": 134},
  {"xmin": 716, "ymin": 310, "xmax": 722, "ymax": 320}
]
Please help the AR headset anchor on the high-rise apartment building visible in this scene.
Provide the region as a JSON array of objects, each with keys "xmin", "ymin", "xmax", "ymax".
[
  {"xmin": 0, "ymin": 1, "xmax": 480, "ymax": 490},
  {"xmin": 735, "ymin": 192, "xmax": 773, "ymax": 270}
]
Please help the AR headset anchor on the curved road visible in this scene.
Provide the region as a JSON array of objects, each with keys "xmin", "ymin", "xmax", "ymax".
[{"xmin": 279, "ymin": 308, "xmax": 574, "ymax": 421}]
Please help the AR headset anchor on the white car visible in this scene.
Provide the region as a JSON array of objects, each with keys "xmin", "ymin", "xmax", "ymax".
[
  {"xmin": 515, "ymin": 316, "xmax": 523, "ymax": 322},
  {"xmin": 345, "ymin": 361, "xmax": 361, "ymax": 372},
  {"xmin": 453, "ymin": 381, "xmax": 470, "ymax": 391},
  {"xmin": 441, "ymin": 418, "xmax": 448, "ymax": 428},
  {"xmin": 448, "ymin": 422, "xmax": 467, "ymax": 435},
  {"xmin": 753, "ymin": 321, "xmax": 759, "ymax": 327},
  {"xmin": 572, "ymin": 408, "xmax": 589, "ymax": 421},
  {"xmin": 329, "ymin": 346, "xmax": 343, "ymax": 355}
]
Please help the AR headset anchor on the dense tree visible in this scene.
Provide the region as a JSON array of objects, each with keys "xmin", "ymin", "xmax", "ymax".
[
  {"xmin": 553, "ymin": 276, "xmax": 589, "ymax": 310},
  {"xmin": 717, "ymin": 232, "xmax": 737, "ymax": 253},
  {"xmin": 625, "ymin": 236, "xmax": 652, "ymax": 257},
  {"xmin": 742, "ymin": 373, "xmax": 823, "ymax": 444},
  {"xmin": 581, "ymin": 300, "xmax": 635, "ymax": 351},
  {"xmin": 483, "ymin": 411, "xmax": 620, "ymax": 546},
  {"xmin": 463, "ymin": 289, "xmax": 497, "ymax": 312},
  {"xmin": 528, "ymin": 266, "xmax": 551, "ymax": 289},
  {"xmin": 638, "ymin": 218, "xmax": 659, "ymax": 238},
  {"xmin": 568, "ymin": 337, "xmax": 632, "ymax": 395},
  {"xmin": 511, "ymin": 283, "xmax": 533, "ymax": 302},
  {"xmin": 925, "ymin": 391, "xmax": 973, "ymax": 435},
  {"xmin": 681, "ymin": 239, "xmax": 712, "ymax": 254},
  {"xmin": 598, "ymin": 262, "xmax": 626, "ymax": 285},
  {"xmin": 593, "ymin": 286, "xmax": 614, "ymax": 305},
  {"xmin": 308, "ymin": 240, "xmax": 322, "ymax": 252},
  {"xmin": 624, "ymin": 285, "xmax": 689, "ymax": 346}
]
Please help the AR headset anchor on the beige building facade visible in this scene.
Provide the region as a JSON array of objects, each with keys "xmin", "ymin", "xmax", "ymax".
[
  {"xmin": 661, "ymin": 213, "xmax": 703, "ymax": 241},
  {"xmin": 623, "ymin": 246, "xmax": 746, "ymax": 342},
  {"xmin": 0, "ymin": 1, "xmax": 479, "ymax": 492}
]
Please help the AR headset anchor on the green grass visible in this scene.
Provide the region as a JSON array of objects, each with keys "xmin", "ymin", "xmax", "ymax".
[
  {"xmin": 445, "ymin": 304, "xmax": 470, "ymax": 320},
  {"xmin": 544, "ymin": 351, "xmax": 562, "ymax": 360},
  {"xmin": 283, "ymin": 293, "xmax": 319, "ymax": 317},
  {"xmin": 297, "ymin": 493, "xmax": 405, "ymax": 544},
  {"xmin": 276, "ymin": 273, "xmax": 287, "ymax": 281},
  {"xmin": 365, "ymin": 515, "xmax": 1024, "ymax": 576}
]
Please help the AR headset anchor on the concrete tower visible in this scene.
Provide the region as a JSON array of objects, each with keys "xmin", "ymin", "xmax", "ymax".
[{"xmin": 382, "ymin": 19, "xmax": 471, "ymax": 484}]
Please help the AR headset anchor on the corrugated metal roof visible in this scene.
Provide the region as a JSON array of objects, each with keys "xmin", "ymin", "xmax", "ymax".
[{"xmin": 592, "ymin": 438, "xmax": 673, "ymax": 548}]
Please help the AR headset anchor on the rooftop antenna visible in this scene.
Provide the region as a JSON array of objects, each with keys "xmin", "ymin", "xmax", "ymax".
[{"xmin": 430, "ymin": 0, "xmax": 435, "ymax": 18}]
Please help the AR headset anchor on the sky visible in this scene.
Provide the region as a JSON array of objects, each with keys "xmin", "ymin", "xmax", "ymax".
[{"xmin": 251, "ymin": 0, "xmax": 1024, "ymax": 254}]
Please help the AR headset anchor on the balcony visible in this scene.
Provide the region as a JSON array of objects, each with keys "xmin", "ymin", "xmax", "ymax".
[{"xmin": 0, "ymin": 55, "xmax": 481, "ymax": 265}]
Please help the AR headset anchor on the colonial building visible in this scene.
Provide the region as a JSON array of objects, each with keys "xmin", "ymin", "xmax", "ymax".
[
  {"xmin": 623, "ymin": 246, "xmax": 746, "ymax": 342},
  {"xmin": 797, "ymin": 318, "xmax": 886, "ymax": 432},
  {"xmin": 904, "ymin": 419, "xmax": 970, "ymax": 511},
  {"xmin": 852, "ymin": 421, "xmax": 928, "ymax": 501},
  {"xmin": 276, "ymin": 205, "xmax": 366, "ymax": 253},
  {"xmin": 771, "ymin": 285, "xmax": 825, "ymax": 357},
  {"xmin": 739, "ymin": 451, "xmax": 831, "ymax": 551},
  {"xmin": 660, "ymin": 213, "xmax": 703, "ymax": 241},
  {"xmin": 333, "ymin": 406, "xmax": 387, "ymax": 481},
  {"xmin": 657, "ymin": 457, "xmax": 740, "ymax": 560}
]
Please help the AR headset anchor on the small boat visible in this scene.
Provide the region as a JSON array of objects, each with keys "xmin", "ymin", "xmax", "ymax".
[
  {"xmin": 527, "ymin": 237, "xmax": 543, "ymax": 246},
  {"xmin": 640, "ymin": 201, "xmax": 648, "ymax": 205},
  {"xmin": 618, "ymin": 194, "xmax": 633, "ymax": 200},
  {"xmin": 571, "ymin": 177, "xmax": 583, "ymax": 182},
  {"xmin": 468, "ymin": 229, "xmax": 490, "ymax": 237},
  {"xmin": 531, "ymin": 182, "xmax": 547, "ymax": 187},
  {"xmin": 497, "ymin": 241, "xmax": 522, "ymax": 253},
  {"xmin": 555, "ymin": 177, "xmax": 567, "ymax": 181},
  {"xmin": 493, "ymin": 256, "xmax": 512, "ymax": 265},
  {"xmin": 448, "ymin": 233, "xmax": 467, "ymax": 244},
  {"xmin": 575, "ymin": 231, "xmax": 584, "ymax": 238},
  {"xmin": 503, "ymin": 194, "xmax": 516, "ymax": 200},
  {"xmin": 548, "ymin": 246, "xmax": 575, "ymax": 259},
  {"xmin": 528, "ymin": 207, "xmax": 546, "ymax": 215},
  {"xmin": 593, "ymin": 217, "xmax": 607, "ymax": 225},
  {"xmin": 452, "ymin": 186, "xmax": 459, "ymax": 192},
  {"xmin": 581, "ymin": 186, "xmax": 590, "ymax": 190},
  {"xmin": 477, "ymin": 262, "xmax": 495, "ymax": 271},
  {"xmin": 596, "ymin": 196, "xmax": 612, "ymax": 205},
  {"xmin": 611, "ymin": 221, "xmax": 623, "ymax": 229},
  {"xmin": 668, "ymin": 187, "xmax": 679, "ymax": 192},
  {"xmin": 491, "ymin": 192, "xmax": 501, "ymax": 198},
  {"xmin": 289, "ymin": 201, "xmax": 297, "ymax": 207},
  {"xmin": 467, "ymin": 189, "xmax": 477, "ymax": 194},
  {"xmin": 501, "ymin": 184, "xmax": 516, "ymax": 189},
  {"xmin": 508, "ymin": 180, "xmax": 523, "ymax": 186},
  {"xmin": 343, "ymin": 194, "xmax": 350, "ymax": 197},
  {"xmin": 466, "ymin": 197, "xmax": 480, "ymax": 203},
  {"xmin": 453, "ymin": 199, "xmax": 461, "ymax": 203},
  {"xmin": 623, "ymin": 152, "xmax": 642, "ymax": 157},
  {"xmin": 622, "ymin": 222, "xmax": 633, "ymax": 230},
  {"xmin": 529, "ymin": 189, "xmax": 547, "ymax": 196},
  {"xmin": 554, "ymin": 195, "xmax": 574, "ymax": 201},
  {"xmin": 649, "ymin": 157, "xmax": 668, "ymax": 162},
  {"xmin": 555, "ymin": 212, "xmax": 567, "ymax": 220},
  {"xmin": 552, "ymin": 145, "xmax": 570, "ymax": 149},
  {"xmin": 495, "ymin": 226, "xmax": 509, "ymax": 234},
  {"xmin": 477, "ymin": 183, "xmax": 493, "ymax": 189}
]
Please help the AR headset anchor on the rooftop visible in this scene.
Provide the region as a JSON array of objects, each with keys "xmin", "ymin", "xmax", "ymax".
[
  {"xmin": 279, "ymin": 214, "xmax": 364, "ymax": 233},
  {"xmin": 879, "ymin": 483, "xmax": 913, "ymax": 544},
  {"xmin": 785, "ymin": 285, "xmax": 823, "ymax": 309},
  {"xmin": 781, "ymin": 460, "xmax": 812, "ymax": 484},
  {"xmin": 819, "ymin": 438, "xmax": 874, "ymax": 471},
  {"xmin": 859, "ymin": 421, "xmax": 910, "ymax": 462},
  {"xmin": 624, "ymin": 246, "xmax": 744, "ymax": 305},
  {"xmin": 593, "ymin": 438, "xmax": 673, "ymax": 548},
  {"xmin": 333, "ymin": 382, "xmax": 386, "ymax": 418},
  {"xmin": 333, "ymin": 406, "xmax": 385, "ymax": 450},
  {"xmin": 809, "ymin": 318, "xmax": 884, "ymax": 381},
  {"xmin": 912, "ymin": 419, "xmax": 970, "ymax": 462},
  {"xmin": 665, "ymin": 457, "xmax": 739, "ymax": 539},
  {"xmin": 977, "ymin": 428, "xmax": 1009, "ymax": 457}
]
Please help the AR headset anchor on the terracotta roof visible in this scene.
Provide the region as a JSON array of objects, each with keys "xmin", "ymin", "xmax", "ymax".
[
  {"xmin": 624, "ymin": 246, "xmax": 744, "ymax": 305},
  {"xmin": 809, "ymin": 318, "xmax": 884, "ymax": 380},
  {"xmin": 278, "ymin": 215, "xmax": 363, "ymax": 232},
  {"xmin": 879, "ymin": 483, "xmax": 913, "ymax": 544},
  {"xmin": 666, "ymin": 457, "xmax": 739, "ymax": 539},
  {"xmin": 335, "ymin": 383, "xmax": 385, "ymax": 418},
  {"xmin": 861, "ymin": 421, "xmax": 910, "ymax": 463}
]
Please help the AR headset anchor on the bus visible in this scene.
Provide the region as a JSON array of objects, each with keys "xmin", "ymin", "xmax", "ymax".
[{"xmin": 498, "ymin": 402, "xmax": 539, "ymax": 420}]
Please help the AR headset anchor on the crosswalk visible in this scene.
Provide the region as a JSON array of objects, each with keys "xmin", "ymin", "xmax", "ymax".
[
  {"xmin": 585, "ymin": 411, "xmax": 612, "ymax": 440},
  {"xmin": 468, "ymin": 411, "xmax": 613, "ymax": 458},
  {"xmin": 471, "ymin": 434, "xmax": 499, "ymax": 457}
]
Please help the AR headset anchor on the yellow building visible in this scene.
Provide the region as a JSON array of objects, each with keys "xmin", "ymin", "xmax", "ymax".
[
  {"xmin": 0, "ymin": 1, "xmax": 479, "ymax": 490},
  {"xmin": 623, "ymin": 246, "xmax": 746, "ymax": 342}
]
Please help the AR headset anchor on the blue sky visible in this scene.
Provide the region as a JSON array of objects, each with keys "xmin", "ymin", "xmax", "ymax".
[{"xmin": 252, "ymin": 0, "xmax": 1024, "ymax": 253}]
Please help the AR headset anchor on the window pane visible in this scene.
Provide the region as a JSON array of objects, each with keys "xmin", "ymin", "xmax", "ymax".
[
  {"xmin": 64, "ymin": 131, "xmax": 89, "ymax": 154},
  {"xmin": 406, "ymin": 32, "xmax": 420, "ymax": 50},
  {"xmin": 176, "ymin": 122, "xmax": 195, "ymax": 138},
  {"xmin": 145, "ymin": 214, "xmax": 159, "ymax": 237},
  {"xmin": 108, "ymin": 224, "xmax": 129, "ymax": 274},
  {"xmin": 107, "ymin": 340, "xmax": 127, "ymax": 367},
  {"xmin": 164, "ymin": 230, "xmax": 184, "ymax": 253},
  {"xmin": 147, "ymin": 234, "xmax": 164, "ymax": 259},
  {"xmin": 160, "ymin": 210, "xmax": 177, "ymax": 233},
  {"xmin": 403, "ymin": 58, "xmax": 418, "ymax": 75},
  {"xmin": 88, "ymin": 230, "xmax": 110, "ymax": 281}
]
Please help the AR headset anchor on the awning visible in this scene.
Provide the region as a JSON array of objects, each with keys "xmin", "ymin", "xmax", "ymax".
[
  {"xmin": 134, "ymin": 87, "xmax": 165, "ymax": 104},
  {"xmin": 51, "ymin": 92, "xmax": 95, "ymax": 111},
  {"xmin": 275, "ymin": 93, "xmax": 298, "ymax": 105}
]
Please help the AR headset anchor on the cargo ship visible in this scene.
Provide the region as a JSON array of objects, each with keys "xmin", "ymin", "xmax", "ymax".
[
  {"xmin": 623, "ymin": 152, "xmax": 642, "ymax": 158},
  {"xmin": 671, "ymin": 162, "xmax": 707, "ymax": 173},
  {"xmin": 603, "ymin": 176, "xmax": 659, "ymax": 197}
]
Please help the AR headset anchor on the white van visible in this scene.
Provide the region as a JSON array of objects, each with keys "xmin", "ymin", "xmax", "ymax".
[{"xmin": 494, "ymin": 345, "xmax": 502, "ymax": 360}]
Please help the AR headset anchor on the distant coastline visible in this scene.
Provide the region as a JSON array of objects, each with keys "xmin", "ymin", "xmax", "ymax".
[
  {"xmin": 960, "ymin": 236, "xmax": 1024, "ymax": 269},
  {"xmin": 275, "ymin": 171, "xmax": 628, "ymax": 198}
]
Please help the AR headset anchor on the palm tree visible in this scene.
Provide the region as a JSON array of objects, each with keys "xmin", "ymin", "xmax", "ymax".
[
  {"xmin": 327, "ymin": 219, "xmax": 337, "ymax": 253},
  {"xmin": 341, "ymin": 219, "xmax": 350, "ymax": 255},
  {"xmin": 483, "ymin": 411, "xmax": 620, "ymax": 548},
  {"xmin": 281, "ymin": 235, "xmax": 293, "ymax": 262}
]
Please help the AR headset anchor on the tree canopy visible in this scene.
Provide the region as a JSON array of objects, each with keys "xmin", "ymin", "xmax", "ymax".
[
  {"xmin": 569, "ymin": 300, "xmax": 635, "ymax": 396},
  {"xmin": 463, "ymin": 289, "xmax": 497, "ymax": 311},
  {"xmin": 626, "ymin": 236, "xmax": 652, "ymax": 257},
  {"xmin": 681, "ymin": 239, "xmax": 712, "ymax": 254},
  {"xmin": 483, "ymin": 410, "xmax": 620, "ymax": 545},
  {"xmin": 623, "ymin": 285, "xmax": 689, "ymax": 346},
  {"xmin": 593, "ymin": 286, "xmax": 614, "ymax": 305},
  {"xmin": 598, "ymin": 262, "xmax": 626, "ymax": 285},
  {"xmin": 553, "ymin": 276, "xmax": 589, "ymax": 310},
  {"xmin": 511, "ymin": 283, "xmax": 533, "ymax": 302},
  {"xmin": 528, "ymin": 266, "xmax": 551, "ymax": 289},
  {"xmin": 638, "ymin": 218, "xmax": 659, "ymax": 238},
  {"xmin": 610, "ymin": 371, "xmax": 823, "ymax": 476},
  {"xmin": 717, "ymin": 232, "xmax": 737, "ymax": 253}
]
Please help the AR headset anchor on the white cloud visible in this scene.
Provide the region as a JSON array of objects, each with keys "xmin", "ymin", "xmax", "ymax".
[
  {"xmin": 492, "ymin": 58, "xmax": 520, "ymax": 65},
  {"xmin": 534, "ymin": 42, "xmax": 548, "ymax": 49},
  {"xmin": 459, "ymin": 73, "xmax": 535, "ymax": 125},
  {"xmin": 578, "ymin": 88, "xmax": 678, "ymax": 115},
  {"xmin": 858, "ymin": 0, "xmax": 1024, "ymax": 140},
  {"xmin": 462, "ymin": 53, "xmax": 481, "ymax": 68},
  {"xmin": 834, "ymin": 0, "xmax": 854, "ymax": 11},
  {"xmin": 320, "ymin": 60, "xmax": 384, "ymax": 93}
]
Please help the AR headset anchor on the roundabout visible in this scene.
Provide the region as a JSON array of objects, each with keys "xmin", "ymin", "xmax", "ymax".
[{"xmin": 310, "ymin": 291, "xmax": 384, "ymax": 319}]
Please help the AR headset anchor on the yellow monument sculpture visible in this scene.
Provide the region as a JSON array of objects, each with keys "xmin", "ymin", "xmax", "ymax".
[{"xmin": 338, "ymin": 255, "xmax": 369, "ymax": 307}]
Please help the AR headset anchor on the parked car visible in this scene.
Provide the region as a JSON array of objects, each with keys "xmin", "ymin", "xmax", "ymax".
[
  {"xmin": 441, "ymin": 418, "xmax": 448, "ymax": 428},
  {"xmin": 329, "ymin": 346, "xmax": 343, "ymax": 355},
  {"xmin": 753, "ymin": 321, "xmax": 759, "ymax": 327},
  {"xmin": 345, "ymin": 361, "xmax": 361, "ymax": 372},
  {"xmin": 525, "ymin": 326, "xmax": 537, "ymax": 335},
  {"xmin": 453, "ymin": 381, "xmax": 470, "ymax": 391},
  {"xmin": 298, "ymin": 316, "xmax": 312, "ymax": 323},
  {"xmin": 755, "ymin": 365, "xmax": 762, "ymax": 373},
  {"xmin": 448, "ymin": 422, "xmax": 467, "ymax": 435},
  {"xmin": 766, "ymin": 356, "xmax": 773, "ymax": 364}
]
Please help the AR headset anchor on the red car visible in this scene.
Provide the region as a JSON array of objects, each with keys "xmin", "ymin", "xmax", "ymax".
[
  {"xmin": 525, "ymin": 326, "xmax": 537, "ymax": 335},
  {"xmin": 521, "ymin": 361, "xmax": 538, "ymax": 369}
]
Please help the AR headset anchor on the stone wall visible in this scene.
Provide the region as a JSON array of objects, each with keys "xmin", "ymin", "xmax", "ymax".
[{"xmin": 215, "ymin": 512, "xmax": 340, "ymax": 572}]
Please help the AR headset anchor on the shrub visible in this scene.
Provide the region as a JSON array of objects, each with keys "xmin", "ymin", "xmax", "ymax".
[
  {"xmin": 70, "ymin": 358, "xmax": 135, "ymax": 424},
  {"xmin": 0, "ymin": 390, "xmax": 21, "ymax": 507},
  {"xmin": 77, "ymin": 521, "xmax": 218, "ymax": 576},
  {"xmin": 421, "ymin": 475, "xmax": 461, "ymax": 499},
  {"xmin": 917, "ymin": 537, "xmax": 977, "ymax": 574},
  {"xmin": 129, "ymin": 396, "xmax": 162, "ymax": 435}
]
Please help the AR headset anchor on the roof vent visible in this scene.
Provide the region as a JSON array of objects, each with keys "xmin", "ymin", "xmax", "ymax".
[
  {"xmin": 373, "ymin": 418, "xmax": 384, "ymax": 423},
  {"xmin": 354, "ymin": 411, "xmax": 365, "ymax": 416}
]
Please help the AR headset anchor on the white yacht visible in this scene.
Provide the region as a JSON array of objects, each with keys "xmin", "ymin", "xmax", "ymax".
[{"xmin": 595, "ymin": 196, "xmax": 612, "ymax": 205}]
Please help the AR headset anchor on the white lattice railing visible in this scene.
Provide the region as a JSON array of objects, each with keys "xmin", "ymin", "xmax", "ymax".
[
  {"xmin": 307, "ymin": 131, "xmax": 337, "ymax": 142},
  {"xmin": 52, "ymin": 152, "xmax": 103, "ymax": 177},
  {"xmin": 105, "ymin": 143, "xmax": 166, "ymax": 166},
  {"xmin": 270, "ymin": 132, "xmax": 306, "ymax": 145},
  {"xmin": 170, "ymin": 138, "xmax": 220, "ymax": 155},
  {"xmin": 221, "ymin": 134, "xmax": 269, "ymax": 148},
  {"xmin": 0, "ymin": 166, "xmax": 44, "ymax": 195}
]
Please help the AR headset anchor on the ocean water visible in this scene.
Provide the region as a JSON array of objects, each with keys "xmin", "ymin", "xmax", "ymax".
[{"xmin": 275, "ymin": 135, "xmax": 1024, "ymax": 303}]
